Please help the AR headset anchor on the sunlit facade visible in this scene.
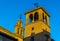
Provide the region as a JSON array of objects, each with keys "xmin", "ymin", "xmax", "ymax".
[{"xmin": 0, "ymin": 7, "xmax": 54, "ymax": 41}]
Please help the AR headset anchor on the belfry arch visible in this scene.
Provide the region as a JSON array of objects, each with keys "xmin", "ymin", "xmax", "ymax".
[
  {"xmin": 34, "ymin": 12, "xmax": 39, "ymax": 21},
  {"xmin": 29, "ymin": 14, "xmax": 33, "ymax": 23}
]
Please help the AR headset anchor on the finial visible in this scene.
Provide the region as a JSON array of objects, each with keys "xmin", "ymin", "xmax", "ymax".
[
  {"xmin": 18, "ymin": 14, "xmax": 22, "ymax": 27},
  {"xmin": 18, "ymin": 14, "xmax": 22, "ymax": 20},
  {"xmin": 34, "ymin": 3, "xmax": 39, "ymax": 7}
]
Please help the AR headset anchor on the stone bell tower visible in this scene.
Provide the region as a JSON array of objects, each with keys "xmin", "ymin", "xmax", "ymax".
[{"xmin": 24, "ymin": 7, "xmax": 51, "ymax": 41}]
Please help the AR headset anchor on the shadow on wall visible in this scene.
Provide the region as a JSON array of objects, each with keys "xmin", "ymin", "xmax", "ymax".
[
  {"xmin": 0, "ymin": 32, "xmax": 18, "ymax": 41},
  {"xmin": 24, "ymin": 30, "xmax": 54, "ymax": 41}
]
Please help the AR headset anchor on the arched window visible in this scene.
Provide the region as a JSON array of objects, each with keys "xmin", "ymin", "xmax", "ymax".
[
  {"xmin": 20, "ymin": 30, "xmax": 22, "ymax": 36},
  {"xmin": 17, "ymin": 28, "xmax": 20, "ymax": 34},
  {"xmin": 45, "ymin": 16, "xmax": 47, "ymax": 23},
  {"xmin": 42, "ymin": 13, "xmax": 47, "ymax": 23},
  {"xmin": 42, "ymin": 13, "xmax": 44, "ymax": 22},
  {"xmin": 34, "ymin": 12, "xmax": 39, "ymax": 21},
  {"xmin": 28, "ymin": 14, "xmax": 33, "ymax": 23}
]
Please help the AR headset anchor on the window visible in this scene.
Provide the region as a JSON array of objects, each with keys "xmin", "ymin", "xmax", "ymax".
[
  {"xmin": 42, "ymin": 13, "xmax": 44, "ymax": 22},
  {"xmin": 32, "ymin": 27, "xmax": 34, "ymax": 30},
  {"xmin": 17, "ymin": 28, "xmax": 20, "ymax": 34},
  {"xmin": 42, "ymin": 13, "xmax": 47, "ymax": 23},
  {"xmin": 29, "ymin": 14, "xmax": 33, "ymax": 23},
  {"xmin": 20, "ymin": 30, "xmax": 22, "ymax": 35},
  {"xmin": 45, "ymin": 16, "xmax": 47, "ymax": 23},
  {"xmin": 34, "ymin": 12, "xmax": 39, "ymax": 21},
  {"xmin": 31, "ymin": 36, "xmax": 34, "ymax": 41}
]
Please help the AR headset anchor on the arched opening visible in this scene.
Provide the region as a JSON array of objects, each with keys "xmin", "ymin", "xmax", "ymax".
[
  {"xmin": 45, "ymin": 16, "xmax": 47, "ymax": 23},
  {"xmin": 20, "ymin": 30, "xmax": 22, "ymax": 36},
  {"xmin": 42, "ymin": 13, "xmax": 44, "ymax": 22},
  {"xmin": 28, "ymin": 14, "xmax": 33, "ymax": 23},
  {"xmin": 42, "ymin": 13, "xmax": 47, "ymax": 23},
  {"xmin": 17, "ymin": 28, "xmax": 20, "ymax": 34},
  {"xmin": 34, "ymin": 12, "xmax": 39, "ymax": 21}
]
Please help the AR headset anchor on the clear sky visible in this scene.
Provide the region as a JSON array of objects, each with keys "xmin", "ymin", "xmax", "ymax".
[{"xmin": 0, "ymin": 0, "xmax": 60, "ymax": 41}]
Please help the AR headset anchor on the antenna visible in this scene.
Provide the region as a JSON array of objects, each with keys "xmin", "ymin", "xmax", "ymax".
[{"xmin": 34, "ymin": 3, "xmax": 39, "ymax": 7}]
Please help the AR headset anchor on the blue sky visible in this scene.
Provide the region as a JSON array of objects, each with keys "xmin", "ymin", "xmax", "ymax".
[{"xmin": 0, "ymin": 0, "xmax": 60, "ymax": 41}]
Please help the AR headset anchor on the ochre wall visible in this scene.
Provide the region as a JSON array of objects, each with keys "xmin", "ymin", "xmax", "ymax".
[{"xmin": 25, "ymin": 7, "xmax": 50, "ymax": 37}]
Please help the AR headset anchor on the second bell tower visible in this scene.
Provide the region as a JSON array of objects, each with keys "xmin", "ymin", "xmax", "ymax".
[{"xmin": 15, "ymin": 20, "xmax": 24, "ymax": 38}]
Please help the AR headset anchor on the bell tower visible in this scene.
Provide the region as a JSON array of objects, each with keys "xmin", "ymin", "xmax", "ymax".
[
  {"xmin": 15, "ymin": 20, "xmax": 24, "ymax": 38},
  {"xmin": 25, "ymin": 7, "xmax": 50, "ymax": 38}
]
